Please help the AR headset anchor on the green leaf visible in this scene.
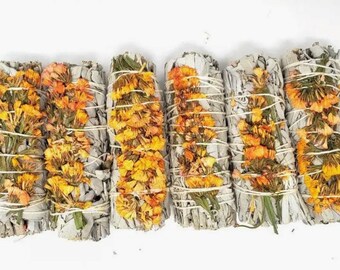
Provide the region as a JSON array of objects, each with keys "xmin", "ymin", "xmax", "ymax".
[
  {"xmin": 201, "ymin": 196, "xmax": 213, "ymax": 217},
  {"xmin": 190, "ymin": 194, "xmax": 213, "ymax": 218},
  {"xmin": 263, "ymin": 91, "xmax": 283, "ymax": 145},
  {"xmin": 124, "ymin": 55, "xmax": 142, "ymax": 71},
  {"xmin": 16, "ymin": 210, "xmax": 23, "ymax": 224},
  {"xmin": 263, "ymin": 196, "xmax": 278, "ymax": 234},
  {"xmin": 51, "ymin": 215, "xmax": 58, "ymax": 230},
  {"xmin": 275, "ymin": 195, "xmax": 283, "ymax": 222},
  {"xmin": 206, "ymin": 192, "xmax": 220, "ymax": 211},
  {"xmin": 73, "ymin": 211, "xmax": 87, "ymax": 230}
]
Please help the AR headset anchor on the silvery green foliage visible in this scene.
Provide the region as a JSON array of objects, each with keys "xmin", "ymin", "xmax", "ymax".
[
  {"xmin": 165, "ymin": 52, "xmax": 235, "ymax": 229},
  {"xmin": 282, "ymin": 43, "xmax": 340, "ymax": 224},
  {"xmin": 52, "ymin": 62, "xmax": 111, "ymax": 241},
  {"xmin": 0, "ymin": 62, "xmax": 49, "ymax": 237},
  {"xmin": 224, "ymin": 54, "xmax": 310, "ymax": 226}
]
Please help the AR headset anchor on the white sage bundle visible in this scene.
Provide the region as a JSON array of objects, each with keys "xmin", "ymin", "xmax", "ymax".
[
  {"xmin": 224, "ymin": 54, "xmax": 309, "ymax": 232},
  {"xmin": 0, "ymin": 62, "xmax": 49, "ymax": 237},
  {"xmin": 165, "ymin": 52, "xmax": 236, "ymax": 229},
  {"xmin": 42, "ymin": 61, "xmax": 111, "ymax": 241},
  {"xmin": 282, "ymin": 43, "xmax": 340, "ymax": 224},
  {"xmin": 107, "ymin": 53, "xmax": 169, "ymax": 230}
]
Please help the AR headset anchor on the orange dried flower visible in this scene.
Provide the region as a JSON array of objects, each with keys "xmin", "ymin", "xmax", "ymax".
[{"xmin": 168, "ymin": 66, "xmax": 200, "ymax": 90}]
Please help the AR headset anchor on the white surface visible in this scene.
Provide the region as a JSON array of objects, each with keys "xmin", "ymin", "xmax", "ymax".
[{"xmin": 1, "ymin": 0, "xmax": 340, "ymax": 269}]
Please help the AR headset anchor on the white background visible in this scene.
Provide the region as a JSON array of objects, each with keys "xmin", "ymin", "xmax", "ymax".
[{"xmin": 1, "ymin": 0, "xmax": 340, "ymax": 269}]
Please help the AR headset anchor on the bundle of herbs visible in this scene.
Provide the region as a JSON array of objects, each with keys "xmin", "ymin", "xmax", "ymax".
[
  {"xmin": 0, "ymin": 62, "xmax": 48, "ymax": 237},
  {"xmin": 224, "ymin": 54, "xmax": 309, "ymax": 233},
  {"xmin": 107, "ymin": 53, "xmax": 169, "ymax": 230},
  {"xmin": 165, "ymin": 52, "xmax": 235, "ymax": 229},
  {"xmin": 42, "ymin": 62, "xmax": 111, "ymax": 241},
  {"xmin": 282, "ymin": 43, "xmax": 340, "ymax": 224}
]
